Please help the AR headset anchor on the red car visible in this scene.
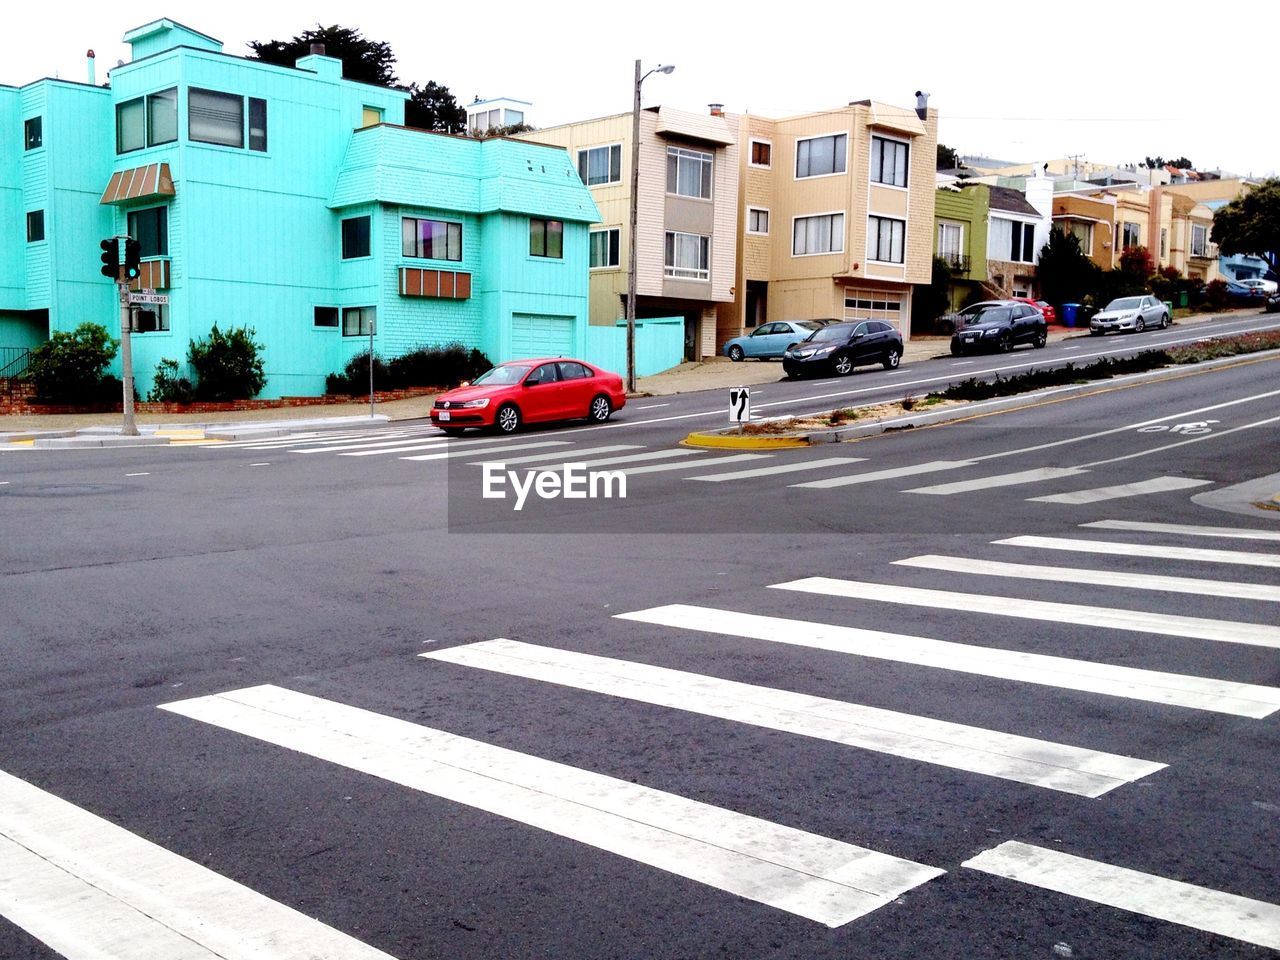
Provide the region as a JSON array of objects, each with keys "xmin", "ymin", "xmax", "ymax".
[
  {"xmin": 1016, "ymin": 298, "xmax": 1056, "ymax": 324},
  {"xmin": 430, "ymin": 358, "xmax": 626, "ymax": 435}
]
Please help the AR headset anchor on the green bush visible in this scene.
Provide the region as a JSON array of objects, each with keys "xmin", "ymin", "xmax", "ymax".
[
  {"xmin": 327, "ymin": 351, "xmax": 393, "ymax": 395},
  {"xmin": 24, "ymin": 322, "xmax": 119, "ymax": 403},
  {"xmin": 325, "ymin": 343, "xmax": 491, "ymax": 394},
  {"xmin": 188, "ymin": 325, "xmax": 266, "ymax": 401},
  {"xmin": 148, "ymin": 358, "xmax": 195, "ymax": 403}
]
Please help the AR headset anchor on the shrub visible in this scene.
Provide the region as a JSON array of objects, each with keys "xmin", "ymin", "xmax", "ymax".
[
  {"xmin": 1202, "ymin": 279, "xmax": 1231, "ymax": 311},
  {"xmin": 326, "ymin": 343, "xmax": 492, "ymax": 394},
  {"xmin": 328, "ymin": 351, "xmax": 394, "ymax": 395},
  {"xmin": 188, "ymin": 325, "xmax": 266, "ymax": 401},
  {"xmin": 148, "ymin": 358, "xmax": 195, "ymax": 403},
  {"xmin": 24, "ymin": 322, "xmax": 119, "ymax": 403}
]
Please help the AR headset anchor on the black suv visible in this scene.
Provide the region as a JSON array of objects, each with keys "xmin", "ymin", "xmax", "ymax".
[
  {"xmin": 950, "ymin": 300, "xmax": 1048, "ymax": 355},
  {"xmin": 783, "ymin": 320, "xmax": 904, "ymax": 378}
]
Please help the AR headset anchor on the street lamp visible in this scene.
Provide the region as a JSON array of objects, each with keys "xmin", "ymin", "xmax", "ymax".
[{"xmin": 626, "ymin": 60, "xmax": 675, "ymax": 394}]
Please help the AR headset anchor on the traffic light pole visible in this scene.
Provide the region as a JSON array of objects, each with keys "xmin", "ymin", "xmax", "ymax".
[{"xmin": 117, "ymin": 280, "xmax": 137, "ymax": 436}]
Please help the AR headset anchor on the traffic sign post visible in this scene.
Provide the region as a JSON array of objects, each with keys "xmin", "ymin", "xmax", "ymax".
[
  {"xmin": 101, "ymin": 236, "xmax": 138, "ymax": 436},
  {"xmin": 127, "ymin": 291, "xmax": 169, "ymax": 306},
  {"xmin": 729, "ymin": 386, "xmax": 751, "ymax": 435}
]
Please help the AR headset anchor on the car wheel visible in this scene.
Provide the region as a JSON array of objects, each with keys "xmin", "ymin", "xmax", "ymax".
[
  {"xmin": 1135, "ymin": 318, "xmax": 1145, "ymax": 333},
  {"xmin": 950, "ymin": 341, "xmax": 964, "ymax": 357},
  {"xmin": 832, "ymin": 352, "xmax": 853, "ymax": 376},
  {"xmin": 998, "ymin": 333, "xmax": 1013, "ymax": 353},
  {"xmin": 728, "ymin": 345, "xmax": 744, "ymax": 362},
  {"xmin": 588, "ymin": 394, "xmax": 612, "ymax": 423},
  {"xmin": 1161, "ymin": 313, "xmax": 1170, "ymax": 328},
  {"xmin": 494, "ymin": 403, "xmax": 521, "ymax": 434},
  {"xmin": 882, "ymin": 346, "xmax": 901, "ymax": 370},
  {"xmin": 1033, "ymin": 328, "xmax": 1048, "ymax": 348}
]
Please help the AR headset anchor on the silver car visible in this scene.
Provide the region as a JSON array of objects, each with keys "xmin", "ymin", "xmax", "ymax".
[{"xmin": 1089, "ymin": 295, "xmax": 1169, "ymax": 335}]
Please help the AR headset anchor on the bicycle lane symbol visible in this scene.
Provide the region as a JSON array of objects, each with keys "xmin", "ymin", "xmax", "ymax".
[{"xmin": 1137, "ymin": 420, "xmax": 1220, "ymax": 436}]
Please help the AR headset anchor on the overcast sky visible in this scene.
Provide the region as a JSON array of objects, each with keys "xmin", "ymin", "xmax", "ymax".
[{"xmin": 8, "ymin": 1, "xmax": 1277, "ymax": 178}]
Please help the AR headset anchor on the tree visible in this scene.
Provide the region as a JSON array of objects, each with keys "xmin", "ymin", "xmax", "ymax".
[
  {"xmin": 1036, "ymin": 228, "xmax": 1099, "ymax": 308},
  {"xmin": 937, "ymin": 143, "xmax": 962, "ymax": 170},
  {"xmin": 25, "ymin": 322, "xmax": 118, "ymax": 404},
  {"xmin": 1143, "ymin": 156, "xmax": 1164, "ymax": 170},
  {"xmin": 248, "ymin": 25, "xmax": 397, "ymax": 86},
  {"xmin": 1144, "ymin": 155, "xmax": 1194, "ymax": 170},
  {"xmin": 404, "ymin": 81, "xmax": 467, "ymax": 133},
  {"xmin": 1211, "ymin": 178, "xmax": 1280, "ymax": 260},
  {"xmin": 1118, "ymin": 244, "xmax": 1154, "ymax": 280}
]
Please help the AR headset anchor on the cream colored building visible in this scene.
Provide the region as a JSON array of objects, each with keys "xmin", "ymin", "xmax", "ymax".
[
  {"xmin": 517, "ymin": 107, "xmax": 738, "ymax": 360},
  {"xmin": 722, "ymin": 98, "xmax": 938, "ymax": 343}
]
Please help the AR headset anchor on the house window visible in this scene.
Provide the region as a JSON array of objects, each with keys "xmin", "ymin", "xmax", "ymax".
[
  {"xmin": 665, "ymin": 231, "xmax": 710, "ymax": 280},
  {"xmin": 792, "ymin": 213, "xmax": 845, "ymax": 256},
  {"xmin": 127, "ymin": 206, "xmax": 168, "ymax": 257},
  {"xmin": 1065, "ymin": 220, "xmax": 1093, "ymax": 251},
  {"xmin": 666, "ymin": 146, "xmax": 713, "ymax": 199},
  {"xmin": 402, "ymin": 217, "xmax": 462, "ymax": 261},
  {"xmin": 749, "ymin": 139, "xmax": 771, "ymax": 168},
  {"xmin": 796, "ymin": 133, "xmax": 847, "ymax": 178},
  {"xmin": 361, "ymin": 106, "xmax": 384, "ymax": 129},
  {"xmin": 870, "ymin": 136, "xmax": 909, "ymax": 187},
  {"xmin": 248, "ymin": 98, "xmax": 267, "ymax": 152},
  {"xmin": 132, "ymin": 305, "xmax": 169, "ymax": 332},
  {"xmin": 589, "ymin": 228, "xmax": 620, "ymax": 269},
  {"xmin": 26, "ymin": 210, "xmax": 44, "ymax": 243},
  {"xmin": 577, "ymin": 144, "xmax": 622, "ymax": 186},
  {"xmin": 24, "ymin": 116, "xmax": 42, "ymax": 150},
  {"xmin": 747, "ymin": 208, "xmax": 770, "ymax": 235},
  {"xmin": 342, "ymin": 306, "xmax": 375, "ymax": 337},
  {"xmin": 116, "ymin": 98, "xmax": 146, "ymax": 153},
  {"xmin": 342, "ymin": 216, "xmax": 371, "ymax": 259},
  {"xmin": 189, "ymin": 88, "xmax": 244, "ymax": 147},
  {"xmin": 867, "ymin": 215, "xmax": 906, "ymax": 263},
  {"xmin": 938, "ymin": 222, "xmax": 963, "ymax": 263},
  {"xmin": 529, "ymin": 218, "xmax": 564, "ymax": 258},
  {"xmin": 1121, "ymin": 221, "xmax": 1141, "ymax": 249},
  {"xmin": 989, "ymin": 218, "xmax": 1035, "ymax": 264},
  {"xmin": 1160, "ymin": 228, "xmax": 1168, "ymax": 259},
  {"xmin": 147, "ymin": 88, "xmax": 178, "ymax": 145},
  {"xmin": 1191, "ymin": 225, "xmax": 1209, "ymax": 257},
  {"xmin": 313, "ymin": 307, "xmax": 339, "ymax": 328}
]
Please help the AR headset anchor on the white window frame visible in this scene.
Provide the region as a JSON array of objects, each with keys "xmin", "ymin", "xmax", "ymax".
[
  {"xmin": 666, "ymin": 146, "xmax": 713, "ymax": 200},
  {"xmin": 748, "ymin": 137, "xmax": 772, "ymax": 169},
  {"xmin": 988, "ymin": 216, "xmax": 1036, "ymax": 265},
  {"xmin": 794, "ymin": 132, "xmax": 848, "ymax": 180},
  {"xmin": 589, "ymin": 227, "xmax": 621, "ymax": 270},
  {"xmin": 867, "ymin": 215, "xmax": 906, "ymax": 264},
  {"xmin": 576, "ymin": 143, "xmax": 623, "ymax": 187},
  {"xmin": 747, "ymin": 207, "xmax": 770, "ymax": 236},
  {"xmin": 1191, "ymin": 224, "xmax": 1209, "ymax": 257},
  {"xmin": 869, "ymin": 133, "xmax": 910, "ymax": 189},
  {"xmin": 1121, "ymin": 221, "xmax": 1141, "ymax": 250},
  {"xmin": 937, "ymin": 221, "xmax": 964, "ymax": 261},
  {"xmin": 791, "ymin": 211, "xmax": 846, "ymax": 257},
  {"xmin": 664, "ymin": 231, "xmax": 711, "ymax": 281}
]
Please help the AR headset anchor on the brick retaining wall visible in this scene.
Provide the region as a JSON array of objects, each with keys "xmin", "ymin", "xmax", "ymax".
[{"xmin": 0, "ymin": 382, "xmax": 438, "ymax": 416}]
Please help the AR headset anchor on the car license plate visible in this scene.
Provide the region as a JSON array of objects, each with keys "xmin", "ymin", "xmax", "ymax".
[
  {"xmin": 963, "ymin": 335, "xmax": 976, "ymax": 342},
  {"xmin": 438, "ymin": 410, "xmax": 451, "ymax": 421}
]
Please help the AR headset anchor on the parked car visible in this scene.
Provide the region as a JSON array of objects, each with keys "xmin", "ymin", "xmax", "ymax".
[
  {"xmin": 949, "ymin": 300, "xmax": 1048, "ymax": 355},
  {"xmin": 1238, "ymin": 278, "xmax": 1278, "ymax": 295},
  {"xmin": 1089, "ymin": 295, "xmax": 1170, "ymax": 335},
  {"xmin": 1224, "ymin": 280, "xmax": 1268, "ymax": 306},
  {"xmin": 782, "ymin": 320, "xmax": 903, "ymax": 378},
  {"xmin": 724, "ymin": 320, "xmax": 827, "ymax": 361},
  {"xmin": 430, "ymin": 358, "xmax": 626, "ymax": 435},
  {"xmin": 1016, "ymin": 297, "xmax": 1057, "ymax": 324}
]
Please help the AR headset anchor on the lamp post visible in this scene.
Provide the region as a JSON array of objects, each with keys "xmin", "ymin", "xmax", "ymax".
[{"xmin": 626, "ymin": 60, "xmax": 674, "ymax": 394}]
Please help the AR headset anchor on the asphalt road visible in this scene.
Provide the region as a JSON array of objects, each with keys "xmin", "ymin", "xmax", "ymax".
[{"xmin": 1, "ymin": 326, "xmax": 1279, "ymax": 959}]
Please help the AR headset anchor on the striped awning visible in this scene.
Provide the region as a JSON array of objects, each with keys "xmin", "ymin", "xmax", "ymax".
[{"xmin": 100, "ymin": 163, "xmax": 175, "ymax": 205}]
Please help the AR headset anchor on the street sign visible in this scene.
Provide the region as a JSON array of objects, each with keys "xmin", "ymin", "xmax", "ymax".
[
  {"xmin": 127, "ymin": 292, "xmax": 169, "ymax": 305},
  {"xmin": 729, "ymin": 386, "xmax": 751, "ymax": 424}
]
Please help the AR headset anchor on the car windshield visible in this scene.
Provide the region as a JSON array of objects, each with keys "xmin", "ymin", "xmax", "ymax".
[
  {"xmin": 962, "ymin": 307, "xmax": 1011, "ymax": 325},
  {"xmin": 1106, "ymin": 298, "xmax": 1143, "ymax": 310},
  {"xmin": 795, "ymin": 321, "xmax": 824, "ymax": 331},
  {"xmin": 807, "ymin": 324, "xmax": 854, "ymax": 342},
  {"xmin": 472, "ymin": 364, "xmax": 531, "ymax": 386}
]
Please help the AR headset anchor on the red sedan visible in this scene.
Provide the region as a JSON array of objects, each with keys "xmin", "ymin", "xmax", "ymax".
[
  {"xmin": 1016, "ymin": 298, "xmax": 1057, "ymax": 324},
  {"xmin": 430, "ymin": 358, "xmax": 626, "ymax": 435}
]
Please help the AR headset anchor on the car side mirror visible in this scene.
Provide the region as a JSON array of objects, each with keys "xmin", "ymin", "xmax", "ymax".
[{"xmin": 850, "ymin": 332, "xmax": 863, "ymax": 340}]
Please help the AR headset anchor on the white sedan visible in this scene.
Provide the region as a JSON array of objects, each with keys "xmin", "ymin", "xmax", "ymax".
[
  {"xmin": 1090, "ymin": 295, "xmax": 1170, "ymax": 335},
  {"xmin": 1239, "ymin": 278, "xmax": 1278, "ymax": 295}
]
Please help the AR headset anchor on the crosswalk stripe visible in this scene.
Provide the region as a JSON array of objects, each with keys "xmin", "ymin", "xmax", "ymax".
[
  {"xmin": 895, "ymin": 555, "xmax": 1280, "ymax": 604},
  {"xmin": 247, "ymin": 433, "xmax": 420, "ymax": 450},
  {"xmin": 291, "ymin": 435, "xmax": 442, "ymax": 453},
  {"xmin": 209, "ymin": 432, "xmax": 368, "ymax": 449},
  {"xmin": 614, "ymin": 453, "xmax": 766, "ymax": 475},
  {"xmin": 996, "ymin": 535, "xmax": 1280, "ymax": 569},
  {"xmin": 1083, "ymin": 519, "xmax": 1280, "ymax": 542},
  {"xmin": 160, "ymin": 685, "xmax": 945, "ymax": 927},
  {"xmin": 687, "ymin": 457, "xmax": 867, "ymax": 482},
  {"xmin": 771, "ymin": 577, "xmax": 1280, "ymax": 648},
  {"xmin": 905, "ymin": 467, "xmax": 1090, "ymax": 496},
  {"xmin": 0, "ymin": 768, "xmax": 397, "ymax": 960},
  {"xmin": 790, "ymin": 460, "xmax": 977, "ymax": 489},
  {"xmin": 468, "ymin": 444, "xmax": 644, "ymax": 466},
  {"xmin": 1027, "ymin": 476, "xmax": 1212, "ymax": 504},
  {"xmin": 422, "ymin": 640, "xmax": 1164, "ymax": 796},
  {"xmin": 963, "ymin": 841, "xmax": 1280, "ymax": 951},
  {"xmin": 614, "ymin": 605, "xmax": 1280, "ymax": 717},
  {"xmin": 503, "ymin": 449, "xmax": 699, "ymax": 469},
  {"xmin": 398, "ymin": 440, "xmax": 573, "ymax": 462}
]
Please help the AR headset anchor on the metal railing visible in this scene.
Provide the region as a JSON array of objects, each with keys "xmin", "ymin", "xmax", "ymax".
[
  {"xmin": 941, "ymin": 253, "xmax": 971, "ymax": 274},
  {"xmin": 0, "ymin": 347, "xmax": 31, "ymax": 399}
]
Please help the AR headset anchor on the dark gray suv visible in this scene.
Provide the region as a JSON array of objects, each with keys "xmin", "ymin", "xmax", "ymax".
[{"xmin": 949, "ymin": 300, "xmax": 1048, "ymax": 355}]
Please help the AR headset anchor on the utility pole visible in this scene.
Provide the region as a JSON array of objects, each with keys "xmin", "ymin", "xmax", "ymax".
[{"xmin": 101, "ymin": 236, "xmax": 138, "ymax": 436}]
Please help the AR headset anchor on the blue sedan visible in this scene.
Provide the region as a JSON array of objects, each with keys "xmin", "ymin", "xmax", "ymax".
[{"xmin": 724, "ymin": 321, "xmax": 826, "ymax": 361}]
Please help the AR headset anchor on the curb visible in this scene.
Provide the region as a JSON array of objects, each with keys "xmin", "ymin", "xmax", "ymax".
[
  {"xmin": 5, "ymin": 414, "xmax": 390, "ymax": 446},
  {"xmin": 684, "ymin": 431, "xmax": 810, "ymax": 450}
]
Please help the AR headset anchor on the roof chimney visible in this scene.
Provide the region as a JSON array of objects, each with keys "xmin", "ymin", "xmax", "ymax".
[
  {"xmin": 87, "ymin": 49, "xmax": 96, "ymax": 86},
  {"xmin": 310, "ymin": 42, "xmax": 326, "ymax": 56},
  {"xmin": 708, "ymin": 103, "xmax": 724, "ymax": 117},
  {"xmin": 914, "ymin": 90, "xmax": 929, "ymax": 121}
]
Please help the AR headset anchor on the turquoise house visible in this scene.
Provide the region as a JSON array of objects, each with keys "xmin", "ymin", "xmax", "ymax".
[{"xmin": 1, "ymin": 19, "xmax": 598, "ymax": 398}]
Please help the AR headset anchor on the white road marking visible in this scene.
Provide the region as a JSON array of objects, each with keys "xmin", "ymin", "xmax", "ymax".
[
  {"xmin": 1027, "ymin": 476, "xmax": 1212, "ymax": 504},
  {"xmin": 248, "ymin": 432, "xmax": 416, "ymax": 450},
  {"xmin": 468, "ymin": 444, "xmax": 643, "ymax": 466},
  {"xmin": 614, "ymin": 605, "xmax": 1280, "ymax": 717},
  {"xmin": 687, "ymin": 457, "xmax": 867, "ymax": 482},
  {"xmin": 951, "ymin": 361, "xmax": 976, "ymax": 365},
  {"xmin": 963, "ymin": 841, "xmax": 1280, "ymax": 951},
  {"xmin": 771, "ymin": 577, "xmax": 1280, "ymax": 649},
  {"xmin": 790, "ymin": 460, "xmax": 978, "ymax": 490},
  {"xmin": 398, "ymin": 440, "xmax": 573, "ymax": 462},
  {"xmin": 125, "ymin": 472, "xmax": 150, "ymax": 477},
  {"xmin": 905, "ymin": 467, "xmax": 1090, "ymax": 496},
  {"xmin": 249, "ymin": 463, "xmax": 270, "ymax": 467},
  {"xmin": 422, "ymin": 640, "xmax": 1164, "ymax": 796},
  {"xmin": 0, "ymin": 768, "xmax": 398, "ymax": 960},
  {"xmin": 996, "ymin": 535, "xmax": 1280, "ymax": 569},
  {"xmin": 291, "ymin": 435, "xmax": 437, "ymax": 453},
  {"xmin": 1083, "ymin": 519, "xmax": 1280, "ymax": 543},
  {"xmin": 634, "ymin": 403, "xmax": 670, "ymax": 410},
  {"xmin": 1079, "ymin": 413, "xmax": 1280, "ymax": 468},
  {"xmin": 895, "ymin": 555, "xmax": 1280, "ymax": 604},
  {"xmin": 614, "ymin": 453, "xmax": 766, "ymax": 475},
  {"xmin": 209, "ymin": 432, "xmax": 370, "ymax": 449},
  {"xmin": 160, "ymin": 685, "xmax": 944, "ymax": 927}
]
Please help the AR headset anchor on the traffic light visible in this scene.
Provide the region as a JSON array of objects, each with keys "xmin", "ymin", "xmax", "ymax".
[
  {"xmin": 99, "ymin": 238, "xmax": 120, "ymax": 279},
  {"xmin": 123, "ymin": 237, "xmax": 141, "ymax": 281}
]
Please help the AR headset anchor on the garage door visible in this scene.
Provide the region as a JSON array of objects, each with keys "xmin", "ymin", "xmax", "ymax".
[
  {"xmin": 844, "ymin": 289, "xmax": 905, "ymax": 326},
  {"xmin": 511, "ymin": 313, "xmax": 575, "ymax": 359}
]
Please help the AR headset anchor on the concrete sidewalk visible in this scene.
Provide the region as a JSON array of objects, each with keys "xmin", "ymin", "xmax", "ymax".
[{"xmin": 0, "ymin": 309, "xmax": 1256, "ymax": 439}]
